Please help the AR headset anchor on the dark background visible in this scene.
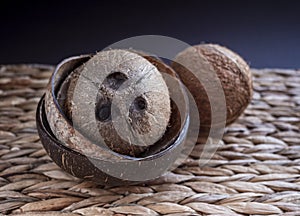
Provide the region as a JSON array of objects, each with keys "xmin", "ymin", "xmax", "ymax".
[{"xmin": 0, "ymin": 0, "xmax": 300, "ymax": 69}]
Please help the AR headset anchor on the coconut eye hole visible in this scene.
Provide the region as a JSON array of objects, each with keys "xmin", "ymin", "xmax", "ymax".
[
  {"xmin": 133, "ymin": 96, "xmax": 147, "ymax": 111},
  {"xmin": 96, "ymin": 102, "xmax": 111, "ymax": 122},
  {"xmin": 104, "ymin": 72, "xmax": 127, "ymax": 90}
]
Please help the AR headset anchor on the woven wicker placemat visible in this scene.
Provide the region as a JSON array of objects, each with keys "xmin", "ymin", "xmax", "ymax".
[{"xmin": 0, "ymin": 65, "xmax": 300, "ymax": 216}]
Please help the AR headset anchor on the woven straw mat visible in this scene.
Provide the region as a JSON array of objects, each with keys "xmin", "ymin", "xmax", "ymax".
[{"xmin": 0, "ymin": 65, "xmax": 300, "ymax": 216}]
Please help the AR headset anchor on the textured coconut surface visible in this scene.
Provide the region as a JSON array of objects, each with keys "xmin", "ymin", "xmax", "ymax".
[{"xmin": 0, "ymin": 65, "xmax": 300, "ymax": 215}]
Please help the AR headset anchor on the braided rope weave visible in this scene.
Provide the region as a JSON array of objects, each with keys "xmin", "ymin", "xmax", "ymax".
[{"xmin": 0, "ymin": 65, "xmax": 299, "ymax": 215}]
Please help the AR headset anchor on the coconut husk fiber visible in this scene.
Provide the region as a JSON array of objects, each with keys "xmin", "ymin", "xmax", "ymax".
[{"xmin": 0, "ymin": 65, "xmax": 300, "ymax": 215}]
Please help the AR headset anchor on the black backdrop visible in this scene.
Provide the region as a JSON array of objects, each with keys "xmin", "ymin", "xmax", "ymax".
[{"xmin": 1, "ymin": 0, "xmax": 300, "ymax": 68}]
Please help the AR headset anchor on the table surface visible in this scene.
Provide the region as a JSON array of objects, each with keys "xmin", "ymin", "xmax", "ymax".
[{"xmin": 0, "ymin": 65, "xmax": 300, "ymax": 215}]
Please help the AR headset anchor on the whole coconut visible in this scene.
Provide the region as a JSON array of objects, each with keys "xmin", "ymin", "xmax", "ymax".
[
  {"xmin": 57, "ymin": 49, "xmax": 172, "ymax": 157},
  {"xmin": 171, "ymin": 44, "xmax": 253, "ymax": 131}
]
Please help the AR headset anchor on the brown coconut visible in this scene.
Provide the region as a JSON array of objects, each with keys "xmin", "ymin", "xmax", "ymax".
[
  {"xmin": 57, "ymin": 49, "xmax": 172, "ymax": 157},
  {"xmin": 171, "ymin": 44, "xmax": 253, "ymax": 134}
]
